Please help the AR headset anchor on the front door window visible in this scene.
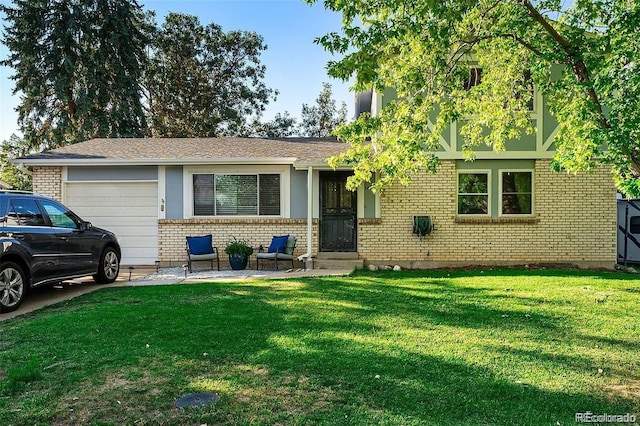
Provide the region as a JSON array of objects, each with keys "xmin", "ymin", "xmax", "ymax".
[{"xmin": 320, "ymin": 171, "xmax": 357, "ymax": 252}]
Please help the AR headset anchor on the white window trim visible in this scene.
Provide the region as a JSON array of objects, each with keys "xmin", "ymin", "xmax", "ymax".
[
  {"xmin": 498, "ymin": 169, "xmax": 535, "ymax": 217},
  {"xmin": 457, "ymin": 169, "xmax": 491, "ymax": 217},
  {"xmin": 183, "ymin": 165, "xmax": 290, "ymax": 218},
  {"xmin": 158, "ymin": 166, "xmax": 166, "ymax": 220}
]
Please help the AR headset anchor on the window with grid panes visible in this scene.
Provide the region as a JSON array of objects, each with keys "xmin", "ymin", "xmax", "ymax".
[{"xmin": 193, "ymin": 173, "xmax": 280, "ymax": 216}]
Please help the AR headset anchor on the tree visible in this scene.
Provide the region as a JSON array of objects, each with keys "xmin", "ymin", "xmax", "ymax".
[
  {"xmin": 145, "ymin": 13, "xmax": 276, "ymax": 137},
  {"xmin": 0, "ymin": 135, "xmax": 33, "ymax": 191},
  {"xmin": 249, "ymin": 112, "xmax": 298, "ymax": 138},
  {"xmin": 1, "ymin": 0, "xmax": 150, "ymax": 151},
  {"xmin": 299, "ymin": 82, "xmax": 348, "ymax": 137},
  {"xmin": 307, "ymin": 0, "xmax": 640, "ymax": 195}
]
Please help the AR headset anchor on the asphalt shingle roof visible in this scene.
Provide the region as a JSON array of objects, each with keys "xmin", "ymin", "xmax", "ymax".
[{"xmin": 17, "ymin": 137, "xmax": 348, "ymax": 166}]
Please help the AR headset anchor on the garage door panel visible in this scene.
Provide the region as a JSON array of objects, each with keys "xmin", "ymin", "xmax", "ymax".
[
  {"xmin": 83, "ymin": 219, "xmax": 156, "ymax": 230},
  {"xmin": 72, "ymin": 206, "xmax": 157, "ymax": 218},
  {"xmin": 68, "ymin": 197, "xmax": 158, "ymax": 209},
  {"xmin": 117, "ymin": 235, "xmax": 158, "ymax": 247},
  {"xmin": 65, "ymin": 181, "xmax": 158, "ymax": 265},
  {"xmin": 102, "ymin": 225, "xmax": 157, "ymax": 235},
  {"xmin": 67, "ymin": 192, "xmax": 158, "ymax": 202},
  {"xmin": 66, "ymin": 183, "xmax": 157, "ymax": 198},
  {"xmin": 122, "ymin": 245, "xmax": 161, "ymax": 255}
]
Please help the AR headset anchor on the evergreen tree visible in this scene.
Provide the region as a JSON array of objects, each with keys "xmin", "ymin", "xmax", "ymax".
[
  {"xmin": 299, "ymin": 82, "xmax": 348, "ymax": 137},
  {"xmin": 1, "ymin": 0, "xmax": 151, "ymax": 151},
  {"xmin": 249, "ymin": 112, "xmax": 298, "ymax": 138}
]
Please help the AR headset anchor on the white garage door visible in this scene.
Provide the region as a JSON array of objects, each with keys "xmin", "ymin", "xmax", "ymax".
[{"xmin": 64, "ymin": 181, "xmax": 158, "ymax": 265}]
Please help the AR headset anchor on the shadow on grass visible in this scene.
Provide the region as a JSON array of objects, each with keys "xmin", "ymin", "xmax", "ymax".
[
  {"xmin": 1, "ymin": 275, "xmax": 638, "ymax": 425},
  {"xmin": 350, "ymin": 267, "xmax": 640, "ymax": 281},
  {"xmin": 290, "ymin": 277, "xmax": 566, "ymax": 335}
]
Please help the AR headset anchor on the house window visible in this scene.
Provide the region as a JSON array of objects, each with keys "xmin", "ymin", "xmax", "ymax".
[
  {"xmin": 500, "ymin": 171, "xmax": 533, "ymax": 215},
  {"xmin": 458, "ymin": 172, "xmax": 490, "ymax": 215},
  {"xmin": 193, "ymin": 173, "xmax": 281, "ymax": 216},
  {"xmin": 464, "ymin": 67, "xmax": 482, "ymax": 90}
]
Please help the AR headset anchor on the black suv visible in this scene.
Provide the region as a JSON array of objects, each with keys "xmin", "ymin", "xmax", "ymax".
[{"xmin": 0, "ymin": 191, "xmax": 121, "ymax": 313}]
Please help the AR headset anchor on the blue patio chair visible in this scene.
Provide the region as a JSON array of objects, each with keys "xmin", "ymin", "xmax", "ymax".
[
  {"xmin": 256, "ymin": 235, "xmax": 296, "ymax": 270},
  {"xmin": 186, "ymin": 234, "xmax": 220, "ymax": 272}
]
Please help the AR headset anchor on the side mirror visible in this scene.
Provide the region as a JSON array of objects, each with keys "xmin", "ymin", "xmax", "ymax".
[{"xmin": 79, "ymin": 221, "xmax": 93, "ymax": 231}]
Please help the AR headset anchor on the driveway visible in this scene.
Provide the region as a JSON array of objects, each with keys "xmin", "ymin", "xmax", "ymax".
[{"xmin": 1, "ymin": 266, "xmax": 352, "ymax": 321}]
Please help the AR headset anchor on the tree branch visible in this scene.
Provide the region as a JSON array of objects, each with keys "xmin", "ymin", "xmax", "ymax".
[
  {"xmin": 519, "ymin": 0, "xmax": 640, "ymax": 176},
  {"xmin": 519, "ymin": 1, "xmax": 604, "ymax": 120}
]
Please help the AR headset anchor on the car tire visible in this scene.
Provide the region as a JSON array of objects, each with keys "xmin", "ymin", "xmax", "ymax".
[
  {"xmin": 93, "ymin": 247, "xmax": 120, "ymax": 284},
  {"xmin": 0, "ymin": 262, "xmax": 27, "ymax": 313}
]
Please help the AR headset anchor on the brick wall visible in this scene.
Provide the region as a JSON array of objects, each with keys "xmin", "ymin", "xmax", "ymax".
[
  {"xmin": 358, "ymin": 160, "xmax": 617, "ymax": 269},
  {"xmin": 32, "ymin": 162, "xmax": 617, "ymax": 269},
  {"xmin": 32, "ymin": 167, "xmax": 62, "ymax": 201},
  {"xmin": 158, "ymin": 218, "xmax": 318, "ymax": 267}
]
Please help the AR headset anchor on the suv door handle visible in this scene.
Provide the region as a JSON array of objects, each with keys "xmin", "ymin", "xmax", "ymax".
[
  {"xmin": 12, "ymin": 233, "xmax": 25, "ymax": 240},
  {"xmin": 59, "ymin": 236, "xmax": 68, "ymax": 241}
]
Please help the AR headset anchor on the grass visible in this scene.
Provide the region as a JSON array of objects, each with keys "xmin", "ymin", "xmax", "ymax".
[{"xmin": 0, "ymin": 268, "xmax": 639, "ymax": 425}]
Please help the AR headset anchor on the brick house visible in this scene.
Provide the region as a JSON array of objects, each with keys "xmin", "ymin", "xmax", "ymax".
[{"xmin": 15, "ymin": 90, "xmax": 617, "ymax": 270}]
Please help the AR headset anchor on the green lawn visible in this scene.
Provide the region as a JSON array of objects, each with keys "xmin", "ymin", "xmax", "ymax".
[{"xmin": 1, "ymin": 269, "xmax": 639, "ymax": 425}]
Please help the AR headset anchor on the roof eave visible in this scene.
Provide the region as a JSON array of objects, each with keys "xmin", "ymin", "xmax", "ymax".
[
  {"xmin": 293, "ymin": 161, "xmax": 354, "ymax": 170},
  {"xmin": 12, "ymin": 157, "xmax": 300, "ymax": 167}
]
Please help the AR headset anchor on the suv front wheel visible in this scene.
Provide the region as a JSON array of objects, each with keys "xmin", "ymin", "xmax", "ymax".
[
  {"xmin": 0, "ymin": 262, "xmax": 27, "ymax": 313},
  {"xmin": 93, "ymin": 247, "xmax": 120, "ymax": 284}
]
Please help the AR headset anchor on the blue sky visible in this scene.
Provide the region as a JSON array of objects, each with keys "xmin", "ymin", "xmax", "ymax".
[{"xmin": 0, "ymin": 0, "xmax": 354, "ymax": 142}]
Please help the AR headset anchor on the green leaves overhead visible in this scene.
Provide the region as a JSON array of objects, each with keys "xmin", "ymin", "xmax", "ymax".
[{"xmin": 309, "ymin": 0, "xmax": 640, "ymax": 196}]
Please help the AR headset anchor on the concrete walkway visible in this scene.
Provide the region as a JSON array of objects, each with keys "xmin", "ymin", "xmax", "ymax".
[{"xmin": 0, "ymin": 266, "xmax": 353, "ymax": 322}]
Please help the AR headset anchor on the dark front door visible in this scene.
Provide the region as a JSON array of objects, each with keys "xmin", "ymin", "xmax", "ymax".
[{"xmin": 320, "ymin": 171, "xmax": 357, "ymax": 252}]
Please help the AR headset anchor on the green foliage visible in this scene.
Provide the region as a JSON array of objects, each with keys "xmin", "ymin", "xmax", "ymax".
[
  {"xmin": 248, "ymin": 112, "xmax": 298, "ymax": 138},
  {"xmin": 299, "ymin": 82, "xmax": 348, "ymax": 137},
  {"xmin": 224, "ymin": 237, "xmax": 254, "ymax": 256},
  {"xmin": 0, "ymin": 0, "xmax": 151, "ymax": 151},
  {"xmin": 0, "ymin": 135, "xmax": 32, "ymax": 191},
  {"xmin": 1, "ymin": 6, "xmax": 277, "ymax": 147},
  {"xmin": 145, "ymin": 13, "xmax": 277, "ymax": 137},
  {"xmin": 308, "ymin": 0, "xmax": 640, "ymax": 196}
]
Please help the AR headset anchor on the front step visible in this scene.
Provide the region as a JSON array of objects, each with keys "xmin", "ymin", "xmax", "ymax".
[
  {"xmin": 316, "ymin": 252, "xmax": 360, "ymax": 260},
  {"xmin": 313, "ymin": 252, "xmax": 364, "ymax": 270}
]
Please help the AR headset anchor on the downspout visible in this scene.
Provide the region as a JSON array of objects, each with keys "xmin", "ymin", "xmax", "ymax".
[
  {"xmin": 297, "ymin": 165, "xmax": 314, "ymax": 269},
  {"xmin": 16, "ymin": 163, "xmax": 33, "ymax": 176}
]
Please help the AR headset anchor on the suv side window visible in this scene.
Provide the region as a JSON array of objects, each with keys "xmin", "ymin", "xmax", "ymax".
[
  {"xmin": 41, "ymin": 201, "xmax": 80, "ymax": 229},
  {"xmin": 6, "ymin": 199, "xmax": 46, "ymax": 226}
]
